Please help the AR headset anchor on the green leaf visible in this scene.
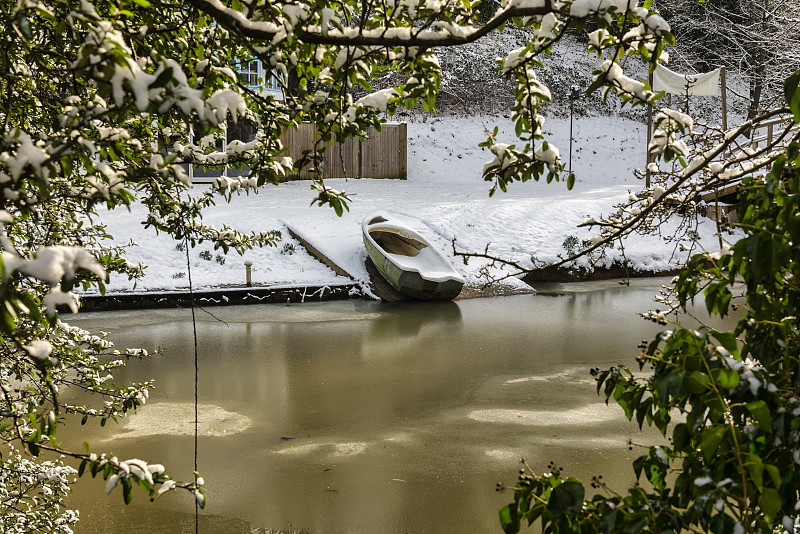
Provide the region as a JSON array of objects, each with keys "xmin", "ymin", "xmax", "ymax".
[
  {"xmin": 623, "ymin": 516, "xmax": 648, "ymax": 534},
  {"xmin": 655, "ymin": 371, "xmax": 683, "ymax": 402},
  {"xmin": 548, "ymin": 480, "xmax": 584, "ymax": 519},
  {"xmin": 711, "ymin": 331, "xmax": 738, "ymax": 356},
  {"xmin": 672, "ymin": 423, "xmax": 690, "ymax": 450},
  {"xmin": 688, "ymin": 371, "xmax": 711, "ymax": 394},
  {"xmin": 151, "ymin": 67, "xmax": 174, "ymax": 89},
  {"xmin": 567, "ymin": 173, "xmax": 575, "ymax": 190},
  {"xmin": 600, "ymin": 507, "xmax": 620, "ymax": 532},
  {"xmin": 746, "ymin": 400, "xmax": 773, "ymax": 432},
  {"xmin": 633, "ymin": 455, "xmax": 646, "ymax": 480},
  {"xmin": 747, "ymin": 453, "xmax": 764, "ymax": 491},
  {"xmin": 614, "ymin": 384, "xmax": 633, "ymax": 419},
  {"xmin": 758, "ymin": 487, "xmax": 781, "ymax": 522},
  {"xmin": 764, "ymin": 463, "xmax": 781, "ymax": 490},
  {"xmin": 784, "ymin": 70, "xmax": 800, "ymax": 123},
  {"xmin": 123, "ymin": 478, "xmax": 134, "ymax": 505},
  {"xmin": 18, "ymin": 15, "xmax": 32, "ymax": 41},
  {"xmin": 499, "ymin": 503, "xmax": 521, "ymax": 534},
  {"xmin": 587, "ymin": 72, "xmax": 607, "ymax": 95},
  {"xmin": 652, "ymin": 39, "xmax": 664, "ymax": 65},
  {"xmin": 700, "ymin": 425, "xmax": 727, "ymax": 462},
  {"xmin": 715, "ymin": 368, "xmax": 740, "ymax": 389},
  {"xmin": 0, "ymin": 306, "xmax": 16, "ymax": 335},
  {"xmin": 635, "ymin": 396, "xmax": 652, "ymax": 429}
]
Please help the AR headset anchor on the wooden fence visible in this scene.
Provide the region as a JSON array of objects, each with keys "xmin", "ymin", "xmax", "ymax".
[
  {"xmin": 279, "ymin": 123, "xmax": 407, "ymax": 180},
  {"xmin": 192, "ymin": 123, "xmax": 407, "ymax": 182},
  {"xmin": 748, "ymin": 116, "xmax": 798, "ymax": 151}
]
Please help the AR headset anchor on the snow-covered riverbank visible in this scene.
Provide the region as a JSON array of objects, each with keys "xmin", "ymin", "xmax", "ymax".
[{"xmin": 93, "ymin": 114, "xmax": 725, "ymax": 297}]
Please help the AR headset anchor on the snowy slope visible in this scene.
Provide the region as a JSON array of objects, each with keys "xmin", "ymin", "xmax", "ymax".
[{"xmin": 92, "ymin": 113, "xmax": 725, "ymax": 296}]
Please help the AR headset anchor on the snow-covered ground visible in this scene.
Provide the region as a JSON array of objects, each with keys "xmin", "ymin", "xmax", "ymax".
[{"xmin": 94, "ymin": 114, "xmax": 724, "ymax": 296}]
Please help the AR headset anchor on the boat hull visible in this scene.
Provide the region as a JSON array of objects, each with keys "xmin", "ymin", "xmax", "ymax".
[
  {"xmin": 362, "ymin": 213, "xmax": 464, "ymax": 301},
  {"xmin": 364, "ymin": 236, "xmax": 463, "ymax": 300}
]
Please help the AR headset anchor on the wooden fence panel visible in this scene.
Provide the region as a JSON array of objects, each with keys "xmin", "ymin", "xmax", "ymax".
[
  {"xmin": 361, "ymin": 127, "xmax": 381, "ymax": 179},
  {"xmin": 290, "ymin": 125, "xmax": 320, "ymax": 181},
  {"xmin": 194, "ymin": 122, "xmax": 406, "ymax": 182},
  {"xmin": 360, "ymin": 124, "xmax": 407, "ymax": 179},
  {"xmin": 324, "ymin": 135, "xmax": 360, "ymax": 179},
  {"xmin": 398, "ymin": 123, "xmax": 407, "ymax": 180},
  {"xmin": 280, "ymin": 122, "xmax": 407, "ymax": 181},
  {"xmin": 383, "ymin": 124, "xmax": 401, "ymax": 179}
]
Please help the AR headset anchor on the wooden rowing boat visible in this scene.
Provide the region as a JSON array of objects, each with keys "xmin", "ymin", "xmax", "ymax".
[{"xmin": 362, "ymin": 212, "xmax": 465, "ymax": 300}]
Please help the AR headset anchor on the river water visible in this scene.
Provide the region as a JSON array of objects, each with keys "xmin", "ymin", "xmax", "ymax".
[{"xmin": 61, "ymin": 279, "xmax": 732, "ymax": 533}]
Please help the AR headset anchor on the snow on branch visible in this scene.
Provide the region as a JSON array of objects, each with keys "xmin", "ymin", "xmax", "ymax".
[{"xmin": 189, "ymin": 0, "xmax": 557, "ymax": 46}]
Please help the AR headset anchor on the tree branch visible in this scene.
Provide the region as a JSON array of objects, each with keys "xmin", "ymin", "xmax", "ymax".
[{"xmin": 186, "ymin": 0, "xmax": 555, "ymax": 47}]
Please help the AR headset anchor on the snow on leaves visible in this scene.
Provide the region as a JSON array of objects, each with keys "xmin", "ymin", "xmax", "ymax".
[
  {"xmin": 0, "ymin": 448, "xmax": 79, "ymax": 534},
  {"xmin": 7, "ymin": 0, "xmax": 788, "ymax": 526},
  {"xmin": 2, "ymin": 244, "xmax": 105, "ymax": 310},
  {"xmin": 484, "ymin": 0, "xmax": 671, "ymax": 192},
  {"xmin": 4, "ymin": 131, "xmax": 49, "ymax": 181}
]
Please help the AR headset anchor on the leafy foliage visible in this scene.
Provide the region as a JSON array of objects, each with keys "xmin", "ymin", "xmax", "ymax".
[
  {"xmin": 500, "ymin": 72, "xmax": 800, "ymax": 534},
  {"xmin": 0, "ymin": 0, "xmax": 755, "ymax": 529}
]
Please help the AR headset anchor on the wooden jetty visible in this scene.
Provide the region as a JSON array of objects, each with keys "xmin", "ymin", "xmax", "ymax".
[{"xmin": 284, "ymin": 224, "xmax": 414, "ymax": 302}]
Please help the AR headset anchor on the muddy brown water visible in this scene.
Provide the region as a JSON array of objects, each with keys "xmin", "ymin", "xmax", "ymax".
[{"xmin": 61, "ymin": 279, "xmax": 735, "ymax": 533}]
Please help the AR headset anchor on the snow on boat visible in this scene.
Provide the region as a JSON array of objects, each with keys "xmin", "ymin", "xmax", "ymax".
[{"xmin": 362, "ymin": 212, "xmax": 465, "ymax": 300}]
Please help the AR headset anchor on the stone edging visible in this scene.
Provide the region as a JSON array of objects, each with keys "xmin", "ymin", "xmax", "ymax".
[{"xmin": 79, "ymin": 284, "xmax": 360, "ymax": 312}]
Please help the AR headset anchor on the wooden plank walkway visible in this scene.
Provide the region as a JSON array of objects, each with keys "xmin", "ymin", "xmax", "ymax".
[
  {"xmin": 285, "ymin": 223, "xmax": 414, "ymax": 302},
  {"xmin": 284, "ymin": 226, "xmax": 354, "ymax": 279}
]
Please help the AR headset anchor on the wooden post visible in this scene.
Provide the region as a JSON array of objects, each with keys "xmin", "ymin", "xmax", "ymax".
[
  {"xmin": 646, "ymin": 71, "xmax": 653, "ymax": 188},
  {"xmin": 244, "ymin": 261, "xmax": 253, "ymax": 287},
  {"xmin": 569, "ymin": 91, "xmax": 574, "ymax": 174},
  {"xmin": 720, "ymin": 67, "xmax": 728, "ymax": 131},
  {"xmin": 714, "ymin": 67, "xmax": 727, "ymax": 248}
]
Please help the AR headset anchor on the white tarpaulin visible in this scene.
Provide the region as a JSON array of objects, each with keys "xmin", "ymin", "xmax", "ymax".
[{"xmin": 653, "ymin": 64, "xmax": 721, "ymax": 96}]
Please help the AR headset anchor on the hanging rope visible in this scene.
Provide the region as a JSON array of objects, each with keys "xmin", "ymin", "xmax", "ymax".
[{"xmin": 184, "ymin": 235, "xmax": 200, "ymax": 534}]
